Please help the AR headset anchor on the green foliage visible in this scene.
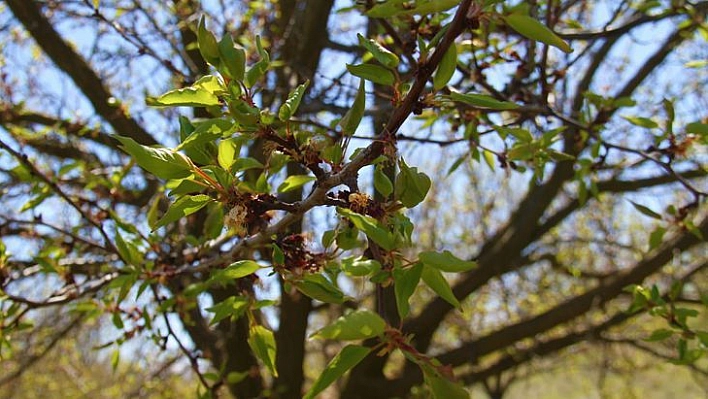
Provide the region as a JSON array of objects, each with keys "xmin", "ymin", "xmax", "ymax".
[
  {"xmin": 311, "ymin": 309, "xmax": 386, "ymax": 341},
  {"xmin": 303, "ymin": 345, "xmax": 372, "ymax": 399},
  {"xmin": 3, "ymin": 2, "xmax": 707, "ymax": 398}
]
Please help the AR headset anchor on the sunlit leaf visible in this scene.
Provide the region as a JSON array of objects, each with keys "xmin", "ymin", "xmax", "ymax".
[
  {"xmin": 113, "ymin": 135, "xmax": 193, "ymax": 180},
  {"xmin": 433, "ymin": 44, "xmax": 457, "ymax": 90},
  {"xmin": 278, "ymin": 80, "xmax": 309, "ymax": 121},
  {"xmin": 357, "ymin": 33, "xmax": 399, "ymax": 68},
  {"xmin": 419, "ymin": 250, "xmax": 477, "ymax": 273},
  {"xmin": 303, "ymin": 345, "xmax": 371, "ymax": 399},
  {"xmin": 248, "ymin": 325, "xmax": 278, "ymax": 376},
  {"xmin": 504, "ymin": 14, "xmax": 572, "ymax": 53},
  {"xmin": 346, "ymin": 64, "xmax": 395, "ymax": 86},
  {"xmin": 278, "ymin": 175, "xmax": 316, "ymax": 193},
  {"xmin": 339, "ymin": 79, "xmax": 366, "ymax": 136},
  {"xmin": 311, "ymin": 309, "xmax": 386, "ymax": 341},
  {"xmin": 448, "ymin": 92, "xmax": 518, "ymax": 110},
  {"xmin": 152, "ymin": 194, "xmax": 214, "ymax": 230}
]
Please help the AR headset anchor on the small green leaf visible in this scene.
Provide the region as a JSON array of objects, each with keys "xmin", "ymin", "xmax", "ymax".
[
  {"xmin": 419, "ymin": 250, "xmax": 477, "ymax": 273},
  {"xmin": 394, "ymin": 263, "xmax": 423, "ymax": 318},
  {"xmin": 339, "ymin": 79, "xmax": 366, "ymax": 136},
  {"xmin": 218, "ymin": 138, "xmax": 238, "ymax": 170},
  {"xmin": 686, "ymin": 121, "xmax": 708, "ymax": 136},
  {"xmin": 628, "ymin": 200, "xmax": 663, "ymax": 220},
  {"xmin": 645, "ymin": 328, "xmax": 674, "ymax": 342},
  {"xmin": 177, "ymin": 118, "xmax": 233, "ymax": 151},
  {"xmin": 147, "ymin": 86, "xmax": 221, "ymax": 107},
  {"xmin": 218, "ymin": 34, "xmax": 246, "ymax": 81},
  {"xmin": 232, "ymin": 157, "xmax": 264, "ymax": 172},
  {"xmin": 504, "ymin": 14, "xmax": 572, "ymax": 53},
  {"xmin": 357, "ymin": 33, "xmax": 399, "ymax": 69},
  {"xmin": 649, "ymin": 226, "xmax": 666, "ymax": 250},
  {"xmin": 367, "ymin": 0, "xmax": 457, "ymax": 17},
  {"xmin": 278, "ymin": 80, "xmax": 309, "ymax": 121},
  {"xmin": 114, "ymin": 229, "xmax": 143, "ymax": 267},
  {"xmin": 547, "ymin": 149, "xmax": 575, "ymax": 161},
  {"xmin": 395, "ymin": 159, "xmax": 431, "ymax": 208},
  {"xmin": 341, "ymin": 256, "xmax": 382, "ymax": 277},
  {"xmin": 422, "ymin": 366, "xmax": 470, "ymax": 399},
  {"xmin": 113, "ymin": 135, "xmax": 193, "ymax": 180},
  {"xmin": 374, "ymin": 166, "xmax": 393, "ymax": 197},
  {"xmin": 433, "ymin": 44, "xmax": 457, "ymax": 90},
  {"xmin": 211, "ymin": 260, "xmax": 261, "ymax": 282},
  {"xmin": 152, "ymin": 194, "xmax": 214, "ymax": 230},
  {"xmin": 422, "ymin": 266, "xmax": 460, "ymax": 308},
  {"xmin": 311, "ymin": 309, "xmax": 386, "ymax": 341},
  {"xmin": 248, "ymin": 325, "xmax": 278, "ymax": 376},
  {"xmin": 449, "ymin": 92, "xmax": 518, "ymax": 110},
  {"xmin": 278, "ymin": 175, "xmax": 316, "ymax": 193},
  {"xmin": 206, "ymin": 296, "xmax": 249, "ymax": 325},
  {"xmin": 338, "ymin": 208, "xmax": 394, "ymax": 251},
  {"xmin": 197, "ymin": 16, "xmax": 220, "ymax": 65},
  {"xmin": 346, "ymin": 64, "xmax": 395, "ymax": 86},
  {"xmin": 623, "ymin": 116, "xmax": 659, "ymax": 129},
  {"xmin": 303, "ymin": 345, "xmax": 372, "ymax": 399},
  {"xmin": 405, "ymin": 0, "xmax": 459, "ymax": 16},
  {"xmin": 294, "ymin": 274, "xmax": 345, "ymax": 304}
]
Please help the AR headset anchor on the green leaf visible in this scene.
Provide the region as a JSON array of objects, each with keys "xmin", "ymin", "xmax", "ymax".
[
  {"xmin": 197, "ymin": 16, "xmax": 220, "ymax": 65},
  {"xmin": 294, "ymin": 274, "xmax": 345, "ymax": 304},
  {"xmin": 395, "ymin": 158, "xmax": 431, "ymax": 208},
  {"xmin": 303, "ymin": 345, "xmax": 372, "ymax": 399},
  {"xmin": 422, "ymin": 366, "xmax": 470, "ymax": 399},
  {"xmin": 248, "ymin": 325, "xmax": 278, "ymax": 376},
  {"xmin": 218, "ymin": 33, "xmax": 246, "ymax": 80},
  {"xmin": 419, "ymin": 250, "xmax": 477, "ymax": 273},
  {"xmin": 311, "ymin": 309, "xmax": 386, "ymax": 341},
  {"xmin": 232, "ymin": 157, "xmax": 264, "ymax": 172},
  {"xmin": 374, "ymin": 166, "xmax": 393, "ymax": 198},
  {"xmin": 177, "ymin": 118, "xmax": 233, "ymax": 151},
  {"xmin": 646, "ymin": 328, "xmax": 674, "ymax": 342},
  {"xmin": 504, "ymin": 14, "xmax": 572, "ymax": 53},
  {"xmin": 114, "ymin": 229, "xmax": 143, "ymax": 267},
  {"xmin": 338, "ymin": 208, "xmax": 395, "ymax": 251},
  {"xmin": 346, "ymin": 64, "xmax": 395, "ymax": 86},
  {"xmin": 628, "ymin": 200, "xmax": 663, "ymax": 220},
  {"xmin": 278, "ymin": 175, "xmax": 316, "ymax": 193},
  {"xmin": 394, "ymin": 262, "xmax": 423, "ymax": 318},
  {"xmin": 113, "ymin": 135, "xmax": 193, "ymax": 180},
  {"xmin": 367, "ymin": 0, "xmax": 457, "ymax": 17},
  {"xmin": 339, "ymin": 79, "xmax": 366, "ymax": 136},
  {"xmin": 405, "ymin": 0, "xmax": 459, "ymax": 16},
  {"xmin": 218, "ymin": 138, "xmax": 239, "ymax": 170},
  {"xmin": 686, "ymin": 121, "xmax": 708, "ymax": 136},
  {"xmin": 433, "ymin": 44, "xmax": 457, "ymax": 90},
  {"xmin": 357, "ymin": 33, "xmax": 399, "ymax": 69},
  {"xmin": 278, "ymin": 80, "xmax": 309, "ymax": 121},
  {"xmin": 422, "ymin": 266, "xmax": 460, "ymax": 308},
  {"xmin": 147, "ymin": 86, "xmax": 221, "ymax": 107},
  {"xmin": 448, "ymin": 92, "xmax": 518, "ymax": 110},
  {"xmin": 211, "ymin": 260, "xmax": 261, "ymax": 283},
  {"xmin": 206, "ymin": 295, "xmax": 249, "ymax": 325},
  {"xmin": 623, "ymin": 116, "xmax": 659, "ymax": 129},
  {"xmin": 649, "ymin": 226, "xmax": 666, "ymax": 250},
  {"xmin": 341, "ymin": 256, "xmax": 382, "ymax": 277},
  {"xmin": 152, "ymin": 194, "xmax": 214, "ymax": 230}
]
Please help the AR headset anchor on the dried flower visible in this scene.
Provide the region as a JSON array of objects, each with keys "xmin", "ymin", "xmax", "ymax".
[{"xmin": 224, "ymin": 204, "xmax": 248, "ymax": 237}]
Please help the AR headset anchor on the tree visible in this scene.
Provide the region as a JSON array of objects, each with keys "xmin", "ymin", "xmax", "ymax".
[{"xmin": 1, "ymin": 0, "xmax": 707, "ymax": 398}]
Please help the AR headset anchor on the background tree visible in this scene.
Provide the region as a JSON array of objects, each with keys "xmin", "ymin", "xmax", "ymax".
[{"xmin": 0, "ymin": 1, "xmax": 707, "ymax": 398}]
